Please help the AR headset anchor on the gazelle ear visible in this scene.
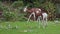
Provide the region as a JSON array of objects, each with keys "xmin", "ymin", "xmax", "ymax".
[
  {"xmin": 26, "ymin": 6, "xmax": 27, "ymax": 8},
  {"xmin": 25, "ymin": 5, "xmax": 28, "ymax": 8},
  {"xmin": 25, "ymin": 5, "xmax": 29, "ymax": 8}
]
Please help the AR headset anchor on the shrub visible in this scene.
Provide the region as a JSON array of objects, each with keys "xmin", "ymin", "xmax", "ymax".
[
  {"xmin": 42, "ymin": 1, "xmax": 56, "ymax": 20},
  {"xmin": 11, "ymin": 1, "xmax": 23, "ymax": 8}
]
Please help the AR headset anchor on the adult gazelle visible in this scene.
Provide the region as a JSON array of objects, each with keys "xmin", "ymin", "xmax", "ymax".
[
  {"xmin": 23, "ymin": 6, "xmax": 48, "ymax": 28},
  {"xmin": 23, "ymin": 6, "xmax": 41, "ymax": 22}
]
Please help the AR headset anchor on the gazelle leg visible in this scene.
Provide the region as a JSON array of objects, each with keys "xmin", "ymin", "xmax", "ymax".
[
  {"xmin": 27, "ymin": 12, "xmax": 36, "ymax": 23},
  {"xmin": 38, "ymin": 16, "xmax": 41, "ymax": 28},
  {"xmin": 42, "ymin": 16, "xmax": 46, "ymax": 29},
  {"xmin": 37, "ymin": 17, "xmax": 39, "ymax": 22},
  {"xmin": 42, "ymin": 17, "xmax": 47, "ymax": 29},
  {"xmin": 37, "ymin": 16, "xmax": 41, "ymax": 28},
  {"xmin": 33, "ymin": 12, "xmax": 36, "ymax": 21},
  {"xmin": 27, "ymin": 13, "xmax": 33, "ymax": 23},
  {"xmin": 37, "ymin": 16, "xmax": 41, "ymax": 22},
  {"xmin": 45, "ymin": 17, "xmax": 48, "ymax": 26}
]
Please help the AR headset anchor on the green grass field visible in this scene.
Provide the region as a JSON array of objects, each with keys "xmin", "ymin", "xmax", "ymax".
[{"xmin": 0, "ymin": 21, "xmax": 60, "ymax": 34}]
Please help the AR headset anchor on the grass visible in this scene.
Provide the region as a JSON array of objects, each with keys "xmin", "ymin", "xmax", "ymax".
[{"xmin": 0, "ymin": 21, "xmax": 60, "ymax": 34}]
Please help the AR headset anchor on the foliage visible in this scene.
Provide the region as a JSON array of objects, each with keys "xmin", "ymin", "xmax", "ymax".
[
  {"xmin": 11, "ymin": 1, "xmax": 23, "ymax": 8},
  {"xmin": 42, "ymin": 1, "xmax": 56, "ymax": 20},
  {"xmin": 0, "ymin": 0, "xmax": 58, "ymax": 21},
  {"xmin": 3, "ymin": 10, "xmax": 15, "ymax": 21},
  {"xmin": 0, "ymin": 1, "xmax": 27, "ymax": 21}
]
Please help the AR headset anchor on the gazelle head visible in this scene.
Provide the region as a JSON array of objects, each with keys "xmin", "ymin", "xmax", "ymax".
[{"xmin": 23, "ymin": 6, "xmax": 28, "ymax": 12}]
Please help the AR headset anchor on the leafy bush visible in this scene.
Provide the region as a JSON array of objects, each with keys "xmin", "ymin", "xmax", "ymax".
[
  {"xmin": 0, "ymin": 1, "xmax": 27, "ymax": 21},
  {"xmin": 3, "ymin": 11, "xmax": 15, "ymax": 21},
  {"xmin": 11, "ymin": 1, "xmax": 23, "ymax": 8},
  {"xmin": 42, "ymin": 1, "xmax": 56, "ymax": 20},
  {"xmin": 0, "ymin": 0, "xmax": 57, "ymax": 21}
]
